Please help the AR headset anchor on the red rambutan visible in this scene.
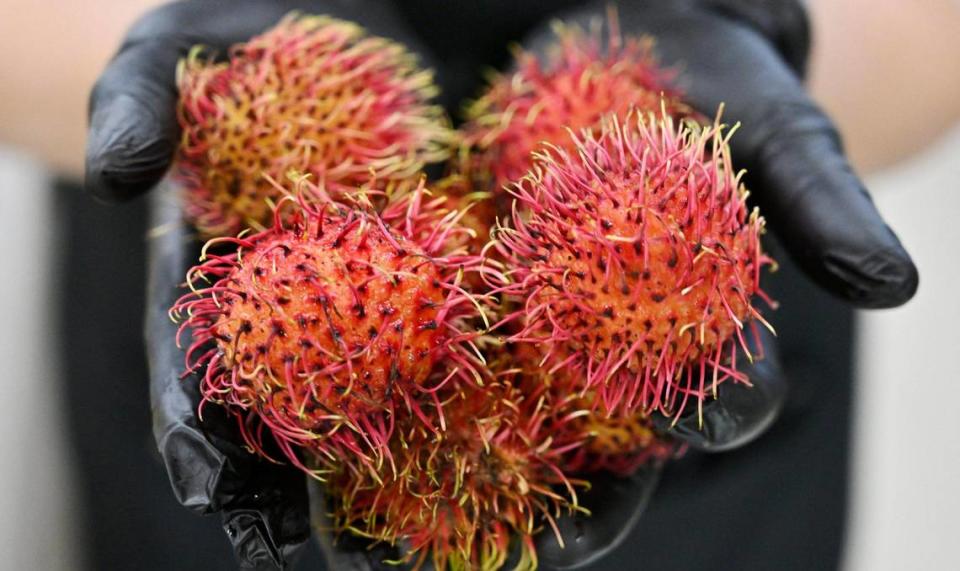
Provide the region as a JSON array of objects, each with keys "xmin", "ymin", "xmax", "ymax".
[
  {"xmin": 559, "ymin": 406, "xmax": 678, "ymax": 477},
  {"xmin": 175, "ymin": 14, "xmax": 453, "ymax": 237},
  {"xmin": 324, "ymin": 358, "xmax": 584, "ymax": 570},
  {"xmin": 510, "ymin": 343, "xmax": 677, "ymax": 478},
  {"xmin": 462, "ymin": 16, "xmax": 688, "ymax": 195},
  {"xmin": 170, "ymin": 180, "xmax": 490, "ymax": 474},
  {"xmin": 494, "ymin": 110, "xmax": 774, "ymax": 421}
]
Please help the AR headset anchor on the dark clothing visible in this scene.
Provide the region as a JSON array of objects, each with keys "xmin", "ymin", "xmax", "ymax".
[{"xmin": 57, "ymin": 183, "xmax": 237, "ymax": 570}]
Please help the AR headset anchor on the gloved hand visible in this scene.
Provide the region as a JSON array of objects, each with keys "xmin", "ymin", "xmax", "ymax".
[
  {"xmin": 535, "ymin": 326, "xmax": 783, "ymax": 570},
  {"xmin": 93, "ymin": 1, "xmax": 916, "ymax": 571},
  {"xmin": 146, "ymin": 184, "xmax": 313, "ymax": 570},
  {"xmin": 114, "ymin": 2, "xmax": 435, "ymax": 569},
  {"xmin": 537, "ymin": 0, "xmax": 918, "ymax": 310},
  {"xmin": 526, "ymin": 0, "xmax": 918, "ymax": 568},
  {"xmin": 148, "ymin": 176, "xmax": 413, "ymax": 571},
  {"xmin": 85, "ymin": 0, "xmax": 432, "ymax": 202}
]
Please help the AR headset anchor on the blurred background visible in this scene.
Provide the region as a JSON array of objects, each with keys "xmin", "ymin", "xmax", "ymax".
[{"xmin": 0, "ymin": 0, "xmax": 957, "ymax": 569}]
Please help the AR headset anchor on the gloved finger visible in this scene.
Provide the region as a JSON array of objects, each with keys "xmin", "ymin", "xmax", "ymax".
[
  {"xmin": 146, "ymin": 182, "xmax": 311, "ymax": 568},
  {"xmin": 534, "ymin": 328, "xmax": 780, "ymax": 569},
  {"xmin": 536, "ymin": 463, "xmax": 663, "ymax": 570},
  {"xmin": 616, "ymin": 4, "xmax": 917, "ymax": 308},
  {"xmin": 652, "ymin": 324, "xmax": 785, "ymax": 452},
  {"xmin": 308, "ymin": 481, "xmax": 405, "ymax": 571},
  {"xmin": 86, "ymin": 0, "xmax": 438, "ymax": 202},
  {"xmin": 146, "ymin": 179, "xmax": 234, "ymax": 512},
  {"xmin": 223, "ymin": 460, "xmax": 312, "ymax": 570},
  {"xmin": 86, "ymin": 0, "xmax": 295, "ymax": 202},
  {"xmin": 544, "ymin": 2, "xmax": 917, "ymax": 309}
]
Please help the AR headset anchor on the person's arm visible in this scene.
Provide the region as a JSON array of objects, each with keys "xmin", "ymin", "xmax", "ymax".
[
  {"xmin": 809, "ymin": 0, "xmax": 960, "ymax": 172},
  {"xmin": 0, "ymin": 0, "xmax": 163, "ymax": 175}
]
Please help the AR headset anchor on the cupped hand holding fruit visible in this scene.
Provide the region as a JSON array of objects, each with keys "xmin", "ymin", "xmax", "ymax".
[
  {"xmin": 146, "ymin": 177, "xmax": 784, "ymax": 571},
  {"xmin": 555, "ymin": 0, "xmax": 918, "ymax": 308},
  {"xmin": 516, "ymin": 1, "xmax": 917, "ymax": 568},
  {"xmin": 97, "ymin": 2, "xmax": 446, "ymax": 569},
  {"xmin": 89, "ymin": 1, "xmax": 916, "ymax": 571}
]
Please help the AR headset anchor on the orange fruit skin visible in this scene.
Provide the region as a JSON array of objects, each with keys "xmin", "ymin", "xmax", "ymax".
[
  {"xmin": 325, "ymin": 353, "xmax": 582, "ymax": 571},
  {"xmin": 172, "ymin": 188, "xmax": 489, "ymax": 473},
  {"xmin": 214, "ymin": 216, "xmax": 447, "ymax": 420}
]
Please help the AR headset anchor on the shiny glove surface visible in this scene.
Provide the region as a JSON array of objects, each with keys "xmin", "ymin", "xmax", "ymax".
[{"xmin": 147, "ymin": 185, "xmax": 312, "ymax": 570}]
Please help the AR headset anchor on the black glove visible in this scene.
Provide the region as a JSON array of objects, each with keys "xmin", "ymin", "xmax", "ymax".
[
  {"xmin": 527, "ymin": 0, "xmax": 918, "ymax": 568},
  {"xmin": 147, "ymin": 183, "xmax": 313, "ymax": 570},
  {"xmin": 115, "ymin": 2, "xmax": 435, "ymax": 569},
  {"xmin": 538, "ymin": 0, "xmax": 918, "ymax": 310},
  {"xmin": 149, "ymin": 181, "xmax": 421, "ymax": 570},
  {"xmin": 85, "ymin": 0, "xmax": 433, "ymax": 202},
  {"xmin": 535, "ymin": 325, "xmax": 784, "ymax": 570}
]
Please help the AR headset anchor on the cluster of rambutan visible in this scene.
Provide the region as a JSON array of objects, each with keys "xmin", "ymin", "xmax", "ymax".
[{"xmin": 169, "ymin": 13, "xmax": 772, "ymax": 570}]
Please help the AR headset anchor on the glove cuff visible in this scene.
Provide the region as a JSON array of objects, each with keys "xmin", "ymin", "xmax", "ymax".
[{"xmin": 699, "ymin": 0, "xmax": 811, "ymax": 77}]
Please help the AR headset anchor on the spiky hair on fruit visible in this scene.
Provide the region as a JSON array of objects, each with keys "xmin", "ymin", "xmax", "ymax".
[
  {"xmin": 510, "ymin": 344, "xmax": 677, "ymax": 478},
  {"xmin": 462, "ymin": 13, "xmax": 689, "ymax": 195},
  {"xmin": 175, "ymin": 13, "xmax": 454, "ymax": 238},
  {"xmin": 559, "ymin": 406, "xmax": 677, "ymax": 477},
  {"xmin": 433, "ymin": 174, "xmax": 497, "ymax": 253},
  {"xmin": 379, "ymin": 174, "xmax": 496, "ymax": 260},
  {"xmin": 324, "ymin": 358, "xmax": 585, "ymax": 571},
  {"xmin": 170, "ymin": 178, "xmax": 492, "ymax": 475},
  {"xmin": 493, "ymin": 110, "xmax": 775, "ymax": 422}
]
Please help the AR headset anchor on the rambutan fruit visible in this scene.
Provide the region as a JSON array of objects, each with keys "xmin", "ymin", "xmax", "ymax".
[
  {"xmin": 170, "ymin": 180, "xmax": 490, "ymax": 473},
  {"xmin": 434, "ymin": 174, "xmax": 497, "ymax": 252},
  {"xmin": 511, "ymin": 343, "xmax": 677, "ymax": 478},
  {"xmin": 175, "ymin": 14, "xmax": 453, "ymax": 237},
  {"xmin": 559, "ymin": 406, "xmax": 677, "ymax": 477},
  {"xmin": 494, "ymin": 110, "xmax": 774, "ymax": 421},
  {"xmin": 323, "ymin": 352, "xmax": 584, "ymax": 570},
  {"xmin": 462, "ymin": 16, "xmax": 689, "ymax": 195}
]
